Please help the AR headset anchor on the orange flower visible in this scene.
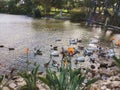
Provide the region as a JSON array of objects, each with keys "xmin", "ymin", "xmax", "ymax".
[
  {"xmin": 25, "ymin": 48, "xmax": 29, "ymax": 54},
  {"xmin": 115, "ymin": 40, "xmax": 120, "ymax": 46},
  {"xmin": 68, "ymin": 47, "xmax": 74, "ymax": 55},
  {"xmin": 110, "ymin": 36, "xmax": 115, "ymax": 41}
]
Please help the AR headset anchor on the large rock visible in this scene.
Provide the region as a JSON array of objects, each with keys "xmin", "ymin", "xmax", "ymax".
[
  {"xmin": 102, "ymin": 80, "xmax": 111, "ymax": 85},
  {"xmin": 37, "ymin": 83, "xmax": 50, "ymax": 90},
  {"xmin": 111, "ymin": 81, "xmax": 120, "ymax": 88},
  {"xmin": 2, "ymin": 87, "xmax": 10, "ymax": 90},
  {"xmin": 108, "ymin": 76, "xmax": 120, "ymax": 81},
  {"xmin": 101, "ymin": 85, "xmax": 107, "ymax": 90},
  {"xmin": 17, "ymin": 81, "xmax": 26, "ymax": 86},
  {"xmin": 15, "ymin": 77, "xmax": 24, "ymax": 82},
  {"xmin": 9, "ymin": 83, "xmax": 17, "ymax": 90},
  {"xmin": 89, "ymin": 84, "xmax": 100, "ymax": 90}
]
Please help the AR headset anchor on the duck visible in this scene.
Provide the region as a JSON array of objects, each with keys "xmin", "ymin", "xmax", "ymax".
[
  {"xmin": 50, "ymin": 45, "xmax": 58, "ymax": 50},
  {"xmin": 8, "ymin": 48, "xmax": 15, "ymax": 51},
  {"xmin": 36, "ymin": 50, "xmax": 42, "ymax": 55},
  {"xmin": 69, "ymin": 39, "xmax": 77, "ymax": 44},
  {"xmin": 50, "ymin": 50, "xmax": 59, "ymax": 57},
  {"xmin": 34, "ymin": 48, "xmax": 42, "ymax": 56},
  {"xmin": 55, "ymin": 38, "xmax": 61, "ymax": 42},
  {"xmin": 38, "ymin": 71, "xmax": 43, "ymax": 75},
  {"xmin": 0, "ymin": 45, "xmax": 4, "ymax": 48},
  {"xmin": 77, "ymin": 39, "xmax": 82, "ymax": 43},
  {"xmin": 76, "ymin": 56, "xmax": 85, "ymax": 62},
  {"xmin": 52, "ymin": 60, "xmax": 59, "ymax": 67},
  {"xmin": 44, "ymin": 60, "xmax": 51, "ymax": 68}
]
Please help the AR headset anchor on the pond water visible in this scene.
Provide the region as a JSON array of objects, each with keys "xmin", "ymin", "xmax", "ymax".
[{"xmin": 0, "ymin": 14, "xmax": 119, "ymax": 74}]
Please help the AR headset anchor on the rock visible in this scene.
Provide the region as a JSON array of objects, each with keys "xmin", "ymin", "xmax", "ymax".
[
  {"xmin": 108, "ymin": 76, "xmax": 120, "ymax": 81},
  {"xmin": 102, "ymin": 80, "xmax": 111, "ymax": 85},
  {"xmin": 2, "ymin": 87, "xmax": 10, "ymax": 90},
  {"xmin": 50, "ymin": 51, "xmax": 59, "ymax": 56},
  {"xmin": 114, "ymin": 76, "xmax": 120, "ymax": 81},
  {"xmin": 17, "ymin": 81, "xmax": 26, "ymax": 86},
  {"xmin": 105, "ymin": 88, "xmax": 111, "ymax": 90},
  {"xmin": 101, "ymin": 85, "xmax": 107, "ymax": 90},
  {"xmin": 12, "ymin": 76, "xmax": 20, "ymax": 80},
  {"xmin": 69, "ymin": 39, "xmax": 77, "ymax": 44},
  {"xmin": 89, "ymin": 84, "xmax": 100, "ymax": 90},
  {"xmin": 76, "ymin": 56, "xmax": 85, "ymax": 62},
  {"xmin": 111, "ymin": 81, "xmax": 120, "ymax": 88},
  {"xmin": 9, "ymin": 83, "xmax": 17, "ymax": 90},
  {"xmin": 37, "ymin": 84, "xmax": 50, "ymax": 90},
  {"xmin": 55, "ymin": 38, "xmax": 61, "ymax": 42},
  {"xmin": 15, "ymin": 77, "xmax": 24, "ymax": 82}
]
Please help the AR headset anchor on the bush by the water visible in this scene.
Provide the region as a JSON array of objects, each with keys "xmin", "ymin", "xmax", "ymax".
[
  {"xmin": 110, "ymin": 15, "xmax": 120, "ymax": 27},
  {"xmin": 33, "ymin": 8, "xmax": 42, "ymax": 18},
  {"xmin": 70, "ymin": 10, "xmax": 88, "ymax": 22}
]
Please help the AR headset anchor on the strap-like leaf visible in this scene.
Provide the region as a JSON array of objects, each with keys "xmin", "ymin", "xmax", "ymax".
[
  {"xmin": 113, "ymin": 56, "xmax": 120, "ymax": 68},
  {"xmin": 0, "ymin": 75, "xmax": 4, "ymax": 85},
  {"xmin": 38, "ymin": 77, "xmax": 50, "ymax": 87},
  {"xmin": 85, "ymin": 78, "xmax": 98, "ymax": 87}
]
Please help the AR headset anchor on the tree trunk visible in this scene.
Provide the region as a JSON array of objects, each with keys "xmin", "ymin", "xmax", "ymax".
[{"xmin": 59, "ymin": 9, "xmax": 62, "ymax": 17}]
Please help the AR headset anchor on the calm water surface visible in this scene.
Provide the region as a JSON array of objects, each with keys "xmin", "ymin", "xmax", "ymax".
[{"xmin": 0, "ymin": 14, "xmax": 119, "ymax": 73}]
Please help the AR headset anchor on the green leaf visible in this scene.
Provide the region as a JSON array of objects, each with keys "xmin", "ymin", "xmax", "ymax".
[
  {"xmin": 70, "ymin": 75, "xmax": 79, "ymax": 90},
  {"xmin": 53, "ymin": 72, "xmax": 60, "ymax": 88},
  {"xmin": 78, "ymin": 76, "xmax": 86, "ymax": 87},
  {"xmin": 85, "ymin": 78, "xmax": 98, "ymax": 87},
  {"xmin": 0, "ymin": 75, "xmax": 4, "ymax": 85},
  {"xmin": 113, "ymin": 56, "xmax": 120, "ymax": 68},
  {"xmin": 38, "ymin": 77, "xmax": 50, "ymax": 87}
]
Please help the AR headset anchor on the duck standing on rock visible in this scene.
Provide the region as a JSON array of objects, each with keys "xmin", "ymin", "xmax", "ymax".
[
  {"xmin": 52, "ymin": 60, "xmax": 59, "ymax": 68},
  {"xmin": 34, "ymin": 48, "xmax": 42, "ymax": 56},
  {"xmin": 77, "ymin": 38, "xmax": 82, "ymax": 43}
]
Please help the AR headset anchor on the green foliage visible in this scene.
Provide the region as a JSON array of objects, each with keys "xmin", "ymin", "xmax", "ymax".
[
  {"xmin": 110, "ymin": 15, "xmax": 120, "ymax": 27},
  {"xmin": 39, "ymin": 66, "xmax": 97, "ymax": 90},
  {"xmin": 83, "ymin": 0, "xmax": 93, "ymax": 8},
  {"xmin": 21, "ymin": 0, "xmax": 33, "ymax": 15},
  {"xmin": 0, "ymin": 0, "xmax": 8, "ymax": 13},
  {"xmin": 70, "ymin": 10, "xmax": 88, "ymax": 22},
  {"xmin": 0, "ymin": 75, "xmax": 3, "ymax": 85},
  {"xmin": 18, "ymin": 65, "xmax": 40, "ymax": 90},
  {"xmin": 0, "ymin": 75, "xmax": 4, "ymax": 90},
  {"xmin": 113, "ymin": 56, "xmax": 120, "ymax": 68},
  {"xmin": 7, "ymin": 0, "xmax": 18, "ymax": 14},
  {"xmin": 33, "ymin": 8, "xmax": 42, "ymax": 18}
]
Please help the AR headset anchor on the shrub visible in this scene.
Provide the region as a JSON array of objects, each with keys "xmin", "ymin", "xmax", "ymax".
[{"xmin": 70, "ymin": 10, "xmax": 88, "ymax": 22}]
